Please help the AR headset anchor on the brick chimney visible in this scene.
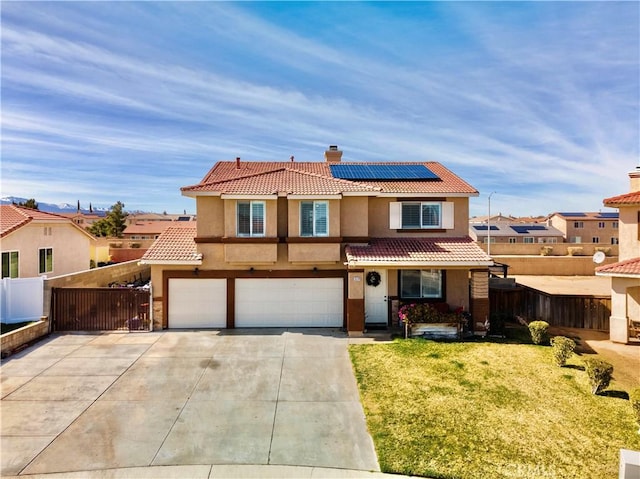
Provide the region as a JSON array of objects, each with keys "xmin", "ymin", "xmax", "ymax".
[{"xmin": 324, "ymin": 145, "xmax": 342, "ymax": 163}]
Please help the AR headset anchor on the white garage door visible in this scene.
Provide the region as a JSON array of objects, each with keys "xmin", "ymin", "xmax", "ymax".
[
  {"xmin": 168, "ymin": 278, "xmax": 226, "ymax": 328},
  {"xmin": 235, "ymin": 278, "xmax": 343, "ymax": 327}
]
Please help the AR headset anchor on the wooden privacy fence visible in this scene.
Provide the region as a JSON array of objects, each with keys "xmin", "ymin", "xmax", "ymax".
[
  {"xmin": 490, "ymin": 286, "xmax": 610, "ymax": 331},
  {"xmin": 51, "ymin": 287, "xmax": 151, "ymax": 332}
]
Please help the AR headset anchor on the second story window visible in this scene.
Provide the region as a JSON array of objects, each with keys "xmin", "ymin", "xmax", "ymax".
[
  {"xmin": 574, "ymin": 221, "xmax": 584, "ymax": 229},
  {"xmin": 598, "ymin": 222, "xmax": 605, "ymax": 229},
  {"xmin": 237, "ymin": 201, "xmax": 265, "ymax": 237},
  {"xmin": 390, "ymin": 201, "xmax": 454, "ymax": 230},
  {"xmin": 612, "ymin": 221, "xmax": 619, "ymax": 229},
  {"xmin": 592, "ymin": 237, "xmax": 600, "ymax": 244},
  {"xmin": 1, "ymin": 251, "xmax": 19, "ymax": 278},
  {"xmin": 611, "ymin": 237, "xmax": 619, "ymax": 245},
  {"xmin": 300, "ymin": 201, "xmax": 328, "ymax": 237}
]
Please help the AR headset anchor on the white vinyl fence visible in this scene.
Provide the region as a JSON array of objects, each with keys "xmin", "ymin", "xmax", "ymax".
[{"xmin": 1, "ymin": 277, "xmax": 44, "ymax": 324}]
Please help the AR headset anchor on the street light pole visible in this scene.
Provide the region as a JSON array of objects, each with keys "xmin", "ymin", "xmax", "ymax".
[{"xmin": 487, "ymin": 192, "xmax": 496, "ymax": 256}]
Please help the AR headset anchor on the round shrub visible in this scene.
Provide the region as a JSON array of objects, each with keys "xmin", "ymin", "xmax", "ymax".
[
  {"xmin": 528, "ymin": 320, "xmax": 549, "ymax": 345},
  {"xmin": 583, "ymin": 358, "xmax": 614, "ymax": 395},
  {"xmin": 630, "ymin": 387, "xmax": 640, "ymax": 428},
  {"xmin": 550, "ymin": 336, "xmax": 576, "ymax": 367}
]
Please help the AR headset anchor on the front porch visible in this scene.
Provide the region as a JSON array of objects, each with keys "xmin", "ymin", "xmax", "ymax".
[{"xmin": 344, "ymin": 237, "xmax": 493, "ymax": 334}]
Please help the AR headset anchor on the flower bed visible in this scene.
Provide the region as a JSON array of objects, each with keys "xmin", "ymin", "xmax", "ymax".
[{"xmin": 398, "ymin": 303, "xmax": 464, "ymax": 339}]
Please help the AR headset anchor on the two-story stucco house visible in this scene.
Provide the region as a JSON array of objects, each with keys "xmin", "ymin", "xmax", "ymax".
[
  {"xmin": 142, "ymin": 147, "xmax": 492, "ymax": 333},
  {"xmin": 596, "ymin": 166, "xmax": 640, "ymax": 343},
  {"xmin": 1, "ymin": 205, "xmax": 96, "ymax": 278},
  {"xmin": 548, "ymin": 211, "xmax": 620, "ymax": 244}
]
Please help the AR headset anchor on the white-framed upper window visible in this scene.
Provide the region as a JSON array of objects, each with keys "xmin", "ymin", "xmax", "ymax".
[
  {"xmin": 300, "ymin": 201, "xmax": 328, "ymax": 237},
  {"xmin": 611, "ymin": 237, "xmax": 619, "ymax": 245},
  {"xmin": 39, "ymin": 247, "xmax": 53, "ymax": 274},
  {"xmin": 592, "ymin": 237, "xmax": 600, "ymax": 244},
  {"xmin": 237, "ymin": 201, "xmax": 265, "ymax": 237},
  {"xmin": 612, "ymin": 221, "xmax": 619, "ymax": 229},
  {"xmin": 574, "ymin": 221, "xmax": 584, "ymax": 229},
  {"xmin": 389, "ymin": 201, "xmax": 454, "ymax": 230},
  {"xmin": 598, "ymin": 222, "xmax": 605, "ymax": 229},
  {"xmin": 1, "ymin": 251, "xmax": 19, "ymax": 278},
  {"xmin": 508, "ymin": 237, "xmax": 517, "ymax": 244}
]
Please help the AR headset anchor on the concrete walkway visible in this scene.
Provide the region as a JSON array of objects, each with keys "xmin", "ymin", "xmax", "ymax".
[{"xmin": 1, "ymin": 329, "xmax": 403, "ymax": 478}]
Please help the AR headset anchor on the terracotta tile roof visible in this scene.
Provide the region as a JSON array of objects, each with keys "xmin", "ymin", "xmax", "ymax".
[
  {"xmin": 1, "ymin": 204, "xmax": 72, "ymax": 238},
  {"xmin": 124, "ymin": 220, "xmax": 196, "ymax": 235},
  {"xmin": 603, "ymin": 191, "xmax": 640, "ymax": 206},
  {"xmin": 140, "ymin": 226, "xmax": 201, "ymax": 264},
  {"xmin": 345, "ymin": 237, "xmax": 492, "ymax": 266},
  {"xmin": 595, "ymin": 257, "xmax": 640, "ymax": 277},
  {"xmin": 182, "ymin": 161, "xmax": 477, "ymax": 196}
]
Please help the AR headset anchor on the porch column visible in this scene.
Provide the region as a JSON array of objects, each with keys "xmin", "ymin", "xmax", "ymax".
[
  {"xmin": 347, "ymin": 270, "xmax": 365, "ymax": 335},
  {"xmin": 470, "ymin": 269, "xmax": 490, "ymax": 333}
]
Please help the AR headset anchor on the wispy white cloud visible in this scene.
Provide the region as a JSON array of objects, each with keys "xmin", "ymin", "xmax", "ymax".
[{"xmin": 1, "ymin": 2, "xmax": 637, "ymax": 217}]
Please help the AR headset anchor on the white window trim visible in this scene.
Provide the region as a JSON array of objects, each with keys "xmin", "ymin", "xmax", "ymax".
[
  {"xmin": 38, "ymin": 247, "xmax": 53, "ymax": 275},
  {"xmin": 389, "ymin": 201, "xmax": 454, "ymax": 230},
  {"xmin": 300, "ymin": 200, "xmax": 329, "ymax": 237},
  {"xmin": 2, "ymin": 250, "xmax": 19, "ymax": 278},
  {"xmin": 236, "ymin": 201, "xmax": 266, "ymax": 237},
  {"xmin": 400, "ymin": 269, "xmax": 444, "ymax": 299}
]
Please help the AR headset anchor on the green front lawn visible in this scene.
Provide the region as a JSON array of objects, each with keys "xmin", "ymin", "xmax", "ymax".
[{"xmin": 349, "ymin": 338, "xmax": 640, "ymax": 479}]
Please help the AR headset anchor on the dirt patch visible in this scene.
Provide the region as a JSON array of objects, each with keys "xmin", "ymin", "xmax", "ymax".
[{"xmin": 549, "ymin": 326, "xmax": 640, "ymax": 390}]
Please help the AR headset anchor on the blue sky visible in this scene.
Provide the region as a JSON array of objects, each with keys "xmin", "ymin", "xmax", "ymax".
[{"xmin": 1, "ymin": 1, "xmax": 638, "ymax": 217}]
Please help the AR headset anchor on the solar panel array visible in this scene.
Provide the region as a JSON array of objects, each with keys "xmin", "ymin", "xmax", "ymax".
[
  {"xmin": 558, "ymin": 212, "xmax": 586, "ymax": 217},
  {"xmin": 329, "ymin": 164, "xmax": 440, "ymax": 181},
  {"xmin": 472, "ymin": 225, "xmax": 499, "ymax": 231},
  {"xmin": 510, "ymin": 225, "xmax": 548, "ymax": 234},
  {"xmin": 597, "ymin": 212, "xmax": 619, "ymax": 218}
]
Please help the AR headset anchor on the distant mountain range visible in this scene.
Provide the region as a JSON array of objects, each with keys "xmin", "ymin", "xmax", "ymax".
[{"xmin": 1, "ymin": 196, "xmax": 109, "ymax": 215}]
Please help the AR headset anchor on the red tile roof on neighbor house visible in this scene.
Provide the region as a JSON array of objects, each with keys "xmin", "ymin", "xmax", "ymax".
[
  {"xmin": 124, "ymin": 220, "xmax": 196, "ymax": 236},
  {"xmin": 182, "ymin": 161, "xmax": 478, "ymax": 196},
  {"xmin": 345, "ymin": 237, "xmax": 492, "ymax": 267},
  {"xmin": 603, "ymin": 191, "xmax": 640, "ymax": 206},
  {"xmin": 140, "ymin": 226, "xmax": 201, "ymax": 264},
  {"xmin": 1, "ymin": 204, "xmax": 76, "ymax": 238},
  {"xmin": 595, "ymin": 257, "xmax": 640, "ymax": 277}
]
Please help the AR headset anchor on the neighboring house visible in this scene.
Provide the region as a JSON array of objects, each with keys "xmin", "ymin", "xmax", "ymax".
[
  {"xmin": 141, "ymin": 146, "xmax": 492, "ymax": 333},
  {"xmin": 59, "ymin": 211, "xmax": 106, "ymax": 228},
  {"xmin": 126, "ymin": 213, "xmax": 195, "ymax": 225},
  {"xmin": 123, "ymin": 220, "xmax": 196, "ymax": 241},
  {"xmin": 596, "ymin": 166, "xmax": 640, "ymax": 343},
  {"xmin": 1, "ymin": 205, "xmax": 96, "ymax": 278},
  {"xmin": 548, "ymin": 211, "xmax": 620, "ymax": 244},
  {"xmin": 469, "ymin": 222, "xmax": 564, "ymax": 244}
]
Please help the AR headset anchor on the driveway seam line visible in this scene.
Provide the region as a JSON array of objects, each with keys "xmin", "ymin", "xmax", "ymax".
[{"xmin": 266, "ymin": 328, "xmax": 289, "ymax": 465}]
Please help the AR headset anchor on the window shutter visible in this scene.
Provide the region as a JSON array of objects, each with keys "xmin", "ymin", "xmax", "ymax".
[
  {"xmin": 441, "ymin": 202, "xmax": 454, "ymax": 229},
  {"xmin": 389, "ymin": 202, "xmax": 402, "ymax": 229},
  {"xmin": 315, "ymin": 202, "xmax": 328, "ymax": 235}
]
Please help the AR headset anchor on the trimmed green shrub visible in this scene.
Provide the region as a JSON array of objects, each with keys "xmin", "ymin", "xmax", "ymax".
[
  {"xmin": 567, "ymin": 246, "xmax": 583, "ymax": 256},
  {"xmin": 630, "ymin": 388, "xmax": 640, "ymax": 427},
  {"xmin": 583, "ymin": 358, "xmax": 614, "ymax": 395},
  {"xmin": 540, "ymin": 246, "xmax": 553, "ymax": 256},
  {"xmin": 528, "ymin": 321, "xmax": 549, "ymax": 345},
  {"xmin": 550, "ymin": 336, "xmax": 576, "ymax": 366}
]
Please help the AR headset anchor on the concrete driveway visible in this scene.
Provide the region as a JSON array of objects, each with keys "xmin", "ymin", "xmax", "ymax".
[{"xmin": 1, "ymin": 329, "xmax": 380, "ymax": 476}]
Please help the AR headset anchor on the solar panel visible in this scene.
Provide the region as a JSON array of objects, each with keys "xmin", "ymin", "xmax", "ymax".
[
  {"xmin": 597, "ymin": 212, "xmax": 619, "ymax": 218},
  {"xmin": 329, "ymin": 164, "xmax": 439, "ymax": 181},
  {"xmin": 473, "ymin": 225, "xmax": 499, "ymax": 231},
  {"xmin": 510, "ymin": 225, "xmax": 548, "ymax": 234},
  {"xmin": 558, "ymin": 212, "xmax": 586, "ymax": 217}
]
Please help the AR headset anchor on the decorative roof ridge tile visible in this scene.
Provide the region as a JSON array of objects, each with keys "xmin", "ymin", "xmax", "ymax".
[
  {"xmin": 181, "ymin": 167, "xmax": 289, "ymax": 192},
  {"xmin": 280, "ymin": 167, "xmax": 381, "ymax": 191}
]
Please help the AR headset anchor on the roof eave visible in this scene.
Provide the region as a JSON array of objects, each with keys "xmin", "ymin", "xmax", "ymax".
[
  {"xmin": 595, "ymin": 271, "xmax": 640, "ymax": 278},
  {"xmin": 139, "ymin": 259, "xmax": 203, "ymax": 265},
  {"xmin": 346, "ymin": 260, "xmax": 493, "ymax": 268}
]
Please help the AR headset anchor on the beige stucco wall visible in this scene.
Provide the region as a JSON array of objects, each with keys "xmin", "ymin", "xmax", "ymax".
[
  {"xmin": 1, "ymin": 222, "xmax": 93, "ymax": 278},
  {"xmin": 224, "ymin": 243, "xmax": 278, "ymax": 263},
  {"xmin": 288, "ymin": 243, "xmax": 341, "ymax": 263},
  {"xmin": 368, "ymin": 197, "xmax": 469, "ymax": 237},
  {"xmin": 482, "ymin": 243, "xmax": 618, "ymax": 257},
  {"xmin": 196, "ymin": 197, "xmax": 224, "ymax": 237},
  {"xmin": 492, "ymin": 255, "xmax": 618, "ymax": 276},
  {"xmin": 550, "ymin": 215, "xmax": 619, "ymax": 243},
  {"xmin": 617, "ymin": 206, "xmax": 640, "ymax": 262},
  {"xmin": 609, "ymin": 277, "xmax": 640, "ymax": 343},
  {"xmin": 446, "ymin": 269, "xmax": 470, "ymax": 310},
  {"xmin": 348, "ymin": 271, "xmax": 364, "ymax": 299},
  {"xmin": 341, "ymin": 197, "xmax": 369, "ymax": 237}
]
